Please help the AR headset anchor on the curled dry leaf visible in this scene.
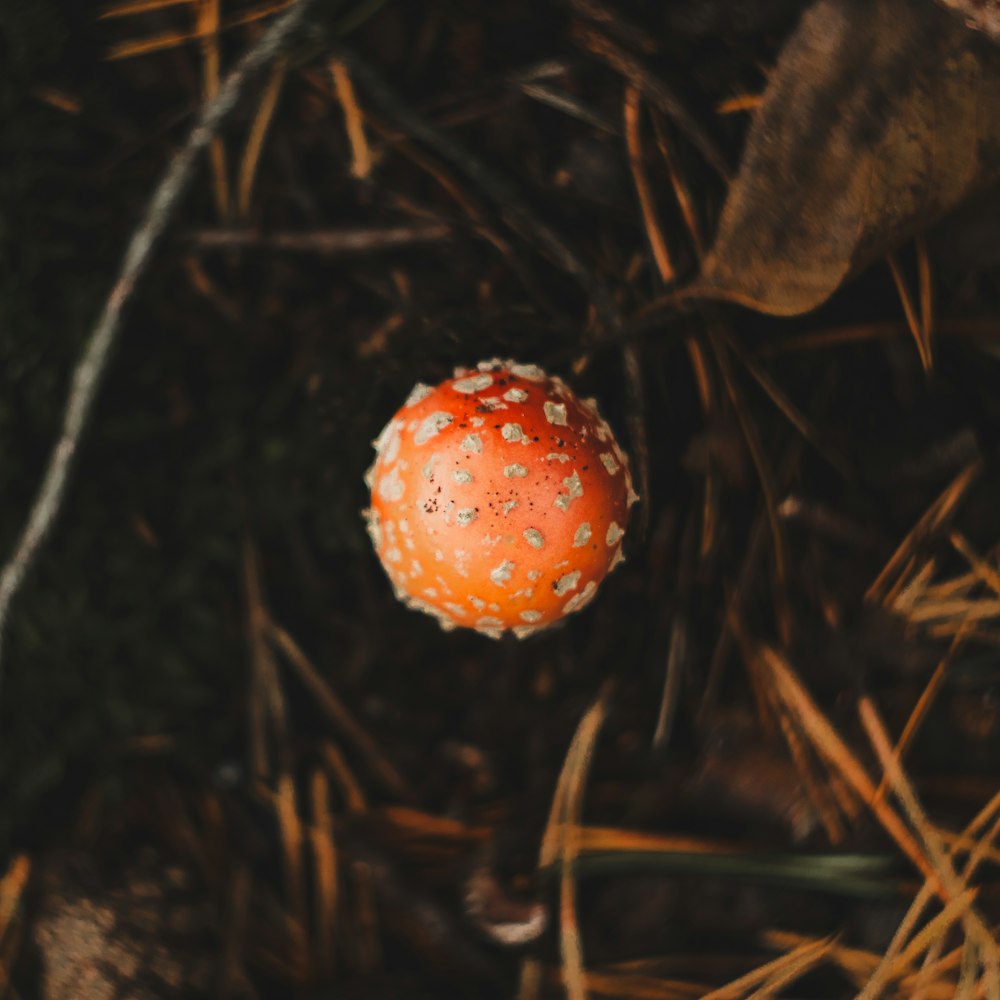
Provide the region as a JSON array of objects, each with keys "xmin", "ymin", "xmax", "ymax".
[{"xmin": 691, "ymin": 0, "xmax": 1000, "ymax": 316}]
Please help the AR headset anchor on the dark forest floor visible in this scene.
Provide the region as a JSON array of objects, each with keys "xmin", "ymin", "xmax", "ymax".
[{"xmin": 2, "ymin": 1, "xmax": 999, "ymax": 997}]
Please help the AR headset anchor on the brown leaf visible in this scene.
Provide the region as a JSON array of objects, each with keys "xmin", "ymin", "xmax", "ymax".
[{"xmin": 691, "ymin": 0, "xmax": 1000, "ymax": 315}]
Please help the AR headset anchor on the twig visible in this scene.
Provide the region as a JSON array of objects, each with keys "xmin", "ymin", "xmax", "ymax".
[
  {"xmin": 188, "ymin": 222, "xmax": 451, "ymax": 252},
  {"xmin": 0, "ymin": 0, "xmax": 316, "ymax": 693}
]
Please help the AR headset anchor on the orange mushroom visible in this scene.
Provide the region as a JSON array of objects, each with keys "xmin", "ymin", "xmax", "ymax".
[{"xmin": 363, "ymin": 359, "xmax": 638, "ymax": 638}]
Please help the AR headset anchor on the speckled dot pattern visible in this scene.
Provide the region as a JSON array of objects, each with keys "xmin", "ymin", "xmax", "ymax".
[{"xmin": 363, "ymin": 359, "xmax": 637, "ymax": 638}]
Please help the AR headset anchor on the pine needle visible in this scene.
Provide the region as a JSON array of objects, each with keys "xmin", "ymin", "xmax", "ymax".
[{"xmin": 237, "ymin": 57, "xmax": 287, "ymax": 218}]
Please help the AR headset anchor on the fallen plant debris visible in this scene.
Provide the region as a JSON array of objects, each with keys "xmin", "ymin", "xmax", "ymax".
[
  {"xmin": 1, "ymin": 0, "xmax": 999, "ymax": 998},
  {"xmin": 691, "ymin": 0, "xmax": 1000, "ymax": 317}
]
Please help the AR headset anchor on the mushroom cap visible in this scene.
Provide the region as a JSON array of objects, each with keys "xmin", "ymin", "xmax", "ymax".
[{"xmin": 364, "ymin": 359, "xmax": 638, "ymax": 638}]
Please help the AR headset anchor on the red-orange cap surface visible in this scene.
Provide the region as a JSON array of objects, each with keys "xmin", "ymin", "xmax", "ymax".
[{"xmin": 364, "ymin": 359, "xmax": 638, "ymax": 638}]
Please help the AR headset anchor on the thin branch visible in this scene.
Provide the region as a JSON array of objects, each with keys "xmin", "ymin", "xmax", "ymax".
[
  {"xmin": 187, "ymin": 222, "xmax": 451, "ymax": 252},
  {"xmin": 0, "ymin": 0, "xmax": 316, "ymax": 692}
]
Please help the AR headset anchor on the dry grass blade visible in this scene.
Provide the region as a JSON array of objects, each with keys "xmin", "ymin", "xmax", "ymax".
[
  {"xmin": 651, "ymin": 613, "xmax": 684, "ymax": 749},
  {"xmin": 349, "ymin": 856, "xmax": 381, "ymax": 974},
  {"xmin": 106, "ymin": 26, "xmax": 207, "ymax": 59},
  {"xmin": 579, "ymin": 827, "xmax": 740, "ymax": 855},
  {"xmin": 32, "ymin": 87, "xmax": 83, "ymax": 114},
  {"xmin": 624, "ymin": 85, "xmax": 674, "ymax": 284},
  {"xmin": 722, "ymin": 330, "xmax": 854, "ymax": 480},
  {"xmin": 582, "ymin": 969, "xmax": 707, "ymax": 999},
  {"xmin": 686, "ymin": 333, "xmax": 721, "ymax": 557},
  {"xmin": 901, "ymin": 597, "xmax": 1000, "ymax": 625},
  {"xmin": 619, "ymin": 82, "xmax": 662, "ymax": 545},
  {"xmin": 623, "ymin": 342, "xmax": 651, "ymax": 541},
  {"xmin": 863, "ymin": 790, "xmax": 1000, "ymax": 999},
  {"xmin": 0, "ymin": 854, "xmax": 27, "ymax": 933},
  {"xmin": 331, "ymin": 59, "xmax": 372, "ymax": 179},
  {"xmin": 535, "ymin": 686, "xmax": 612, "ymax": 1000},
  {"xmin": 106, "ymin": 0, "xmax": 296, "ymax": 59},
  {"xmin": 183, "ymin": 254, "xmax": 241, "ymax": 319},
  {"xmin": 878, "ymin": 889, "xmax": 978, "ymax": 990},
  {"xmin": 757, "ymin": 320, "xmax": 910, "ymax": 355},
  {"xmin": 644, "ymin": 113, "xmax": 718, "ymax": 554},
  {"xmin": 737, "ymin": 612, "xmax": 844, "ymax": 834},
  {"xmin": 911, "ymin": 934, "xmax": 956, "ymax": 1000},
  {"xmin": 909, "ymin": 891, "xmax": 983, "ymax": 977},
  {"xmin": 887, "ymin": 250, "xmax": 934, "ymax": 373},
  {"xmin": 920, "ymin": 568, "xmax": 978, "ymax": 601},
  {"xmin": 763, "ymin": 930, "xmax": 878, "ymax": 988},
  {"xmin": 188, "ymin": 223, "xmax": 451, "ymax": 253},
  {"xmin": 758, "ymin": 647, "xmax": 941, "ymax": 893},
  {"xmin": 378, "ymin": 805, "xmax": 491, "ymax": 845},
  {"xmin": 775, "ymin": 705, "xmax": 847, "ymax": 845},
  {"xmin": 237, "ymin": 57, "xmax": 287, "ymax": 218},
  {"xmin": 746, "ymin": 938, "xmax": 838, "ymax": 999},
  {"xmin": 518, "ymin": 960, "xmax": 544, "ymax": 1000},
  {"xmin": 218, "ymin": 864, "xmax": 253, "ymax": 997},
  {"xmin": 197, "ymin": 0, "xmax": 231, "ymax": 221},
  {"xmin": 940, "ymin": 830, "xmax": 1000, "ymax": 870},
  {"xmin": 99, "ymin": 0, "xmax": 194, "ymax": 18},
  {"xmin": 954, "ymin": 939, "xmax": 979, "ymax": 1000},
  {"xmin": 564, "ymin": 0, "xmax": 660, "ymax": 54},
  {"xmin": 519, "ymin": 80, "xmax": 619, "ymax": 134},
  {"xmin": 574, "ymin": 828, "xmax": 900, "ymax": 897},
  {"xmin": 358, "ymin": 113, "xmax": 493, "ymax": 228},
  {"xmin": 862, "ymin": 909, "xmax": 966, "ymax": 1000},
  {"xmin": 951, "ymin": 532, "xmax": 1000, "ymax": 596},
  {"xmin": 890, "ymin": 557, "xmax": 938, "ymax": 615},
  {"xmin": 701, "ymin": 508, "xmax": 769, "ymax": 719},
  {"xmin": 560, "ymin": 695, "xmax": 611, "ymax": 1000},
  {"xmin": 716, "ymin": 93, "xmax": 764, "ymax": 114},
  {"xmin": 917, "ymin": 237, "xmax": 934, "ymax": 362},
  {"xmin": 867, "ymin": 458, "xmax": 983, "ymax": 604},
  {"xmin": 859, "ymin": 698, "xmax": 1000, "ymax": 997},
  {"xmin": 0, "ymin": 927, "xmax": 21, "ymax": 996},
  {"xmin": 956, "ymin": 793, "xmax": 1000, "ymax": 884},
  {"xmin": 539, "ymin": 687, "xmax": 612, "ymax": 869},
  {"xmin": 266, "ymin": 620, "xmax": 412, "ymax": 802},
  {"xmin": 872, "ymin": 632, "xmax": 966, "ymax": 807},
  {"xmin": 320, "ymin": 741, "xmax": 367, "ymax": 815},
  {"xmin": 244, "ymin": 539, "xmax": 290, "ymax": 780},
  {"xmin": 310, "ymin": 768, "xmax": 339, "ymax": 981},
  {"xmin": 651, "ymin": 111, "xmax": 704, "ymax": 257},
  {"xmin": 275, "ymin": 773, "xmax": 310, "ymax": 983},
  {"xmin": 756, "ymin": 317, "xmax": 1000, "ymax": 356},
  {"xmin": 708, "ymin": 327, "xmax": 792, "ymax": 644},
  {"xmin": 0, "ymin": 855, "xmax": 29, "ymax": 971},
  {"xmin": 699, "ymin": 935, "xmax": 835, "ymax": 1000}
]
